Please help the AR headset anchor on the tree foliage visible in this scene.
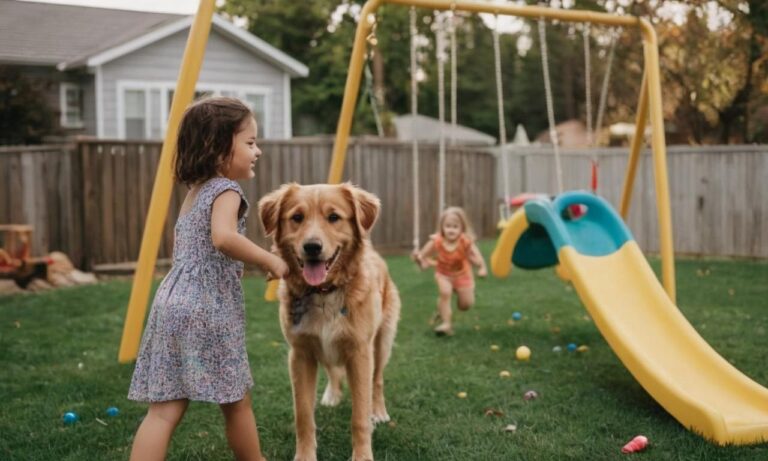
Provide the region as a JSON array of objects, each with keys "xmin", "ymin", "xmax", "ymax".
[
  {"xmin": 0, "ymin": 67, "xmax": 55, "ymax": 145},
  {"xmin": 219, "ymin": 0, "xmax": 768, "ymax": 144}
]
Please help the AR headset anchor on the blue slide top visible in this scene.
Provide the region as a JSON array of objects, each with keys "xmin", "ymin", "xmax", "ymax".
[{"xmin": 522, "ymin": 191, "xmax": 635, "ymax": 258}]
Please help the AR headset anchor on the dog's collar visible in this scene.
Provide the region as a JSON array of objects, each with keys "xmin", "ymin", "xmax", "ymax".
[
  {"xmin": 289, "ymin": 284, "xmax": 342, "ymax": 325},
  {"xmin": 305, "ymin": 284, "xmax": 338, "ymax": 295}
]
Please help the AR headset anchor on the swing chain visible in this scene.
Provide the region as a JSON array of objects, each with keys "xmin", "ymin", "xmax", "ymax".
[
  {"xmin": 435, "ymin": 10, "xmax": 447, "ymax": 213},
  {"xmin": 450, "ymin": 1, "xmax": 457, "ymax": 145},
  {"xmin": 493, "ymin": 13, "xmax": 511, "ymax": 220},
  {"xmin": 538, "ymin": 16, "xmax": 564, "ymax": 195},
  {"xmin": 583, "ymin": 23, "xmax": 593, "ymax": 147},
  {"xmin": 410, "ymin": 7, "xmax": 421, "ymax": 251}
]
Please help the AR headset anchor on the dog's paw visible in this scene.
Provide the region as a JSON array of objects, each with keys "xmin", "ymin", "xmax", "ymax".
[
  {"xmin": 293, "ymin": 454, "xmax": 317, "ymax": 461},
  {"xmin": 352, "ymin": 450, "xmax": 374, "ymax": 461},
  {"xmin": 371, "ymin": 408, "xmax": 390, "ymax": 425},
  {"xmin": 320, "ymin": 386, "xmax": 343, "ymax": 407}
]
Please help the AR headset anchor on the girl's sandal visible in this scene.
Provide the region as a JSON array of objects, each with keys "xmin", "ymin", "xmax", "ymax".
[{"xmin": 433, "ymin": 322, "xmax": 454, "ymax": 337}]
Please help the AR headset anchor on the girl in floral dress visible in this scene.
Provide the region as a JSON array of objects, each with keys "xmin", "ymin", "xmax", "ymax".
[{"xmin": 128, "ymin": 97, "xmax": 288, "ymax": 461}]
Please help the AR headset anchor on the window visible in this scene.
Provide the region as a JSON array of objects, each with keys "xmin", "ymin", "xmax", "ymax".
[
  {"xmin": 167, "ymin": 90, "xmax": 267, "ymax": 135},
  {"xmin": 124, "ymin": 89, "xmax": 146, "ymax": 140},
  {"xmin": 244, "ymin": 94, "xmax": 266, "ymax": 130},
  {"xmin": 119, "ymin": 81, "xmax": 271, "ymax": 140},
  {"xmin": 60, "ymin": 83, "xmax": 83, "ymax": 128},
  {"xmin": 166, "ymin": 90, "xmax": 213, "ymax": 115}
]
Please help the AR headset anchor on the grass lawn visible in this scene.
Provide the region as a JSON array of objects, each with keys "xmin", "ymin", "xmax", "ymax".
[{"xmin": 1, "ymin": 240, "xmax": 767, "ymax": 460}]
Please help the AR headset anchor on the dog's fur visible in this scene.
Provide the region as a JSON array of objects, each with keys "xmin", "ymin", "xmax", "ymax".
[{"xmin": 259, "ymin": 183, "xmax": 401, "ymax": 461}]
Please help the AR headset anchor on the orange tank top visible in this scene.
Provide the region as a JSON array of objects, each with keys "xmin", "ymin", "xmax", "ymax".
[{"xmin": 433, "ymin": 234, "xmax": 472, "ymax": 276}]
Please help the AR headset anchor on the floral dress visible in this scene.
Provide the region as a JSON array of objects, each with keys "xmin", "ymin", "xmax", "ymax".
[{"xmin": 128, "ymin": 177, "xmax": 253, "ymax": 404}]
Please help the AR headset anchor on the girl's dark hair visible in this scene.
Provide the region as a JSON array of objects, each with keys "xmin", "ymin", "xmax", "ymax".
[{"xmin": 174, "ymin": 96, "xmax": 253, "ymax": 186}]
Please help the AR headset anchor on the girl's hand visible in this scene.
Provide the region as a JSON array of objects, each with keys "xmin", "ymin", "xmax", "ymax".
[
  {"xmin": 478, "ymin": 267, "xmax": 488, "ymax": 278},
  {"xmin": 269, "ymin": 255, "xmax": 289, "ymax": 279},
  {"xmin": 411, "ymin": 250, "xmax": 424, "ymax": 270}
]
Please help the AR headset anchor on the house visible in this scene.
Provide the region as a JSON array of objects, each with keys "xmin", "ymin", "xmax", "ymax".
[
  {"xmin": 392, "ymin": 114, "xmax": 496, "ymax": 146},
  {"xmin": 0, "ymin": 0, "xmax": 308, "ymax": 140},
  {"xmin": 534, "ymin": 119, "xmax": 591, "ymax": 148}
]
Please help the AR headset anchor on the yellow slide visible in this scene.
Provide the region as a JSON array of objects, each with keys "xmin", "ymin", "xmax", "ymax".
[{"xmin": 492, "ymin": 192, "xmax": 768, "ymax": 445}]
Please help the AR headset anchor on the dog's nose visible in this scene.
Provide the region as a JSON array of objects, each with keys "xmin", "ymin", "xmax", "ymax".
[{"xmin": 303, "ymin": 241, "xmax": 323, "ymax": 258}]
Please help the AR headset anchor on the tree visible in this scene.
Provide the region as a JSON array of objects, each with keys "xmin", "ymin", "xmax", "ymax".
[
  {"xmin": 0, "ymin": 67, "xmax": 55, "ymax": 145},
  {"xmin": 627, "ymin": 0, "xmax": 768, "ymax": 143},
  {"xmin": 219, "ymin": 0, "xmax": 364, "ymax": 135},
  {"xmin": 220, "ymin": 0, "xmax": 766, "ymax": 144}
]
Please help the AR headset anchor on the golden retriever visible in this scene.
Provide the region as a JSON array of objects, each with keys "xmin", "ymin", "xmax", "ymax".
[{"xmin": 258, "ymin": 183, "xmax": 401, "ymax": 461}]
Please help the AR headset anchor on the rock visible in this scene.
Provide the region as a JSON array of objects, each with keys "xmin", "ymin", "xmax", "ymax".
[
  {"xmin": 0, "ymin": 279, "xmax": 24, "ymax": 296},
  {"xmin": 68, "ymin": 269, "xmax": 97, "ymax": 285}
]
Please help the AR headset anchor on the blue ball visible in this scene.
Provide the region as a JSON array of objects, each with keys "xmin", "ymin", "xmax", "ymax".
[
  {"xmin": 106, "ymin": 406, "xmax": 120, "ymax": 417},
  {"xmin": 512, "ymin": 312, "xmax": 522, "ymax": 321},
  {"xmin": 63, "ymin": 412, "xmax": 78, "ymax": 424},
  {"xmin": 567, "ymin": 343, "xmax": 577, "ymax": 352}
]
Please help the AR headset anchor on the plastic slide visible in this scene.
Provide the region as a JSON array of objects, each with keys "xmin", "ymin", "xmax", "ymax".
[{"xmin": 491, "ymin": 191, "xmax": 768, "ymax": 445}]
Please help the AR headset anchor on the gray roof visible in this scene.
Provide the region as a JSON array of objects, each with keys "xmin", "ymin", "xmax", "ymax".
[
  {"xmin": 0, "ymin": 0, "xmax": 181, "ymax": 66},
  {"xmin": 0, "ymin": 0, "xmax": 308, "ymax": 77},
  {"xmin": 393, "ymin": 114, "xmax": 496, "ymax": 146}
]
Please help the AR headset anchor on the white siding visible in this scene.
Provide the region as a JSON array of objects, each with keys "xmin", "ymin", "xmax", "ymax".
[
  {"xmin": 101, "ymin": 29, "xmax": 290, "ymax": 139},
  {"xmin": 81, "ymin": 77, "xmax": 97, "ymax": 135}
]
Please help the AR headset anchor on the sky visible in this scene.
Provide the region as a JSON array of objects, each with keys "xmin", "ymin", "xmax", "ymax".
[{"xmin": 19, "ymin": 0, "xmax": 202, "ymax": 14}]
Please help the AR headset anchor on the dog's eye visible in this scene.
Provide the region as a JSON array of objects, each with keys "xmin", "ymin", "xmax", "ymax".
[
  {"xmin": 290, "ymin": 213, "xmax": 304, "ymax": 223},
  {"xmin": 328, "ymin": 213, "xmax": 341, "ymax": 223}
]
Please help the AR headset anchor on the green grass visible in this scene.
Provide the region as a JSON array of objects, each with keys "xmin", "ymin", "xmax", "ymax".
[{"xmin": 1, "ymin": 241, "xmax": 768, "ymax": 460}]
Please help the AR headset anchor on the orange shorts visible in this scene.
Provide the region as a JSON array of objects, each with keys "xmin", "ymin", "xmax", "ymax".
[{"xmin": 436, "ymin": 270, "xmax": 474, "ymax": 291}]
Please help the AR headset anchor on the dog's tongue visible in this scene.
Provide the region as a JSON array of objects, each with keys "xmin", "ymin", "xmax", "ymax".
[{"xmin": 302, "ymin": 262, "xmax": 327, "ymax": 286}]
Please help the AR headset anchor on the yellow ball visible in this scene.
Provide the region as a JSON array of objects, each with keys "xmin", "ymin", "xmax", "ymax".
[
  {"xmin": 516, "ymin": 346, "xmax": 531, "ymax": 361},
  {"xmin": 457, "ymin": 391, "xmax": 467, "ymax": 399},
  {"xmin": 499, "ymin": 370, "xmax": 511, "ymax": 378},
  {"xmin": 490, "ymin": 344, "xmax": 500, "ymax": 352}
]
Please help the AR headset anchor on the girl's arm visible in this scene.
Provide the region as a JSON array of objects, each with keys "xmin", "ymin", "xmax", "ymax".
[
  {"xmin": 411, "ymin": 240, "xmax": 436, "ymax": 270},
  {"xmin": 211, "ymin": 191, "xmax": 289, "ymax": 278},
  {"xmin": 468, "ymin": 243, "xmax": 487, "ymax": 277}
]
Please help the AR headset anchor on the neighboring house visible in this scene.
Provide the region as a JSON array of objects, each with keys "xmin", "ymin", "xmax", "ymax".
[
  {"xmin": 393, "ymin": 114, "xmax": 496, "ymax": 146},
  {"xmin": 534, "ymin": 119, "xmax": 591, "ymax": 148},
  {"xmin": 0, "ymin": 0, "xmax": 308, "ymax": 140}
]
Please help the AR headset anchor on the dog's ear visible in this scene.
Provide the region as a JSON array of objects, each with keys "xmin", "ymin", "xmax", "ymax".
[
  {"xmin": 258, "ymin": 183, "xmax": 297, "ymax": 238},
  {"xmin": 342, "ymin": 183, "xmax": 380, "ymax": 235}
]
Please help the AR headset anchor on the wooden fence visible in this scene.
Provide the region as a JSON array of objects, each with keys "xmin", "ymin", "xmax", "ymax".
[
  {"xmin": 496, "ymin": 145, "xmax": 768, "ymax": 257},
  {"xmin": 1, "ymin": 138, "xmax": 496, "ymax": 269},
  {"xmin": 0, "ymin": 144, "xmax": 84, "ymax": 265},
  {"xmin": 1, "ymin": 141, "xmax": 766, "ymax": 270}
]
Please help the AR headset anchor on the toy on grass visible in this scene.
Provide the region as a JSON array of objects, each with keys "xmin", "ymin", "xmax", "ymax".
[
  {"xmin": 516, "ymin": 346, "xmax": 531, "ymax": 361},
  {"xmin": 552, "ymin": 345, "xmax": 562, "ymax": 353},
  {"xmin": 106, "ymin": 406, "xmax": 120, "ymax": 417},
  {"xmin": 0, "ymin": 225, "xmax": 51, "ymax": 288},
  {"xmin": 512, "ymin": 311, "xmax": 522, "ymax": 321},
  {"xmin": 523, "ymin": 390, "xmax": 539, "ymax": 401},
  {"xmin": 62, "ymin": 412, "xmax": 78, "ymax": 425},
  {"xmin": 490, "ymin": 344, "xmax": 500, "ymax": 352},
  {"xmin": 621, "ymin": 435, "xmax": 649, "ymax": 453},
  {"xmin": 577, "ymin": 345, "xmax": 589, "ymax": 352},
  {"xmin": 567, "ymin": 343, "xmax": 577, "ymax": 352},
  {"xmin": 499, "ymin": 370, "xmax": 511, "ymax": 378}
]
